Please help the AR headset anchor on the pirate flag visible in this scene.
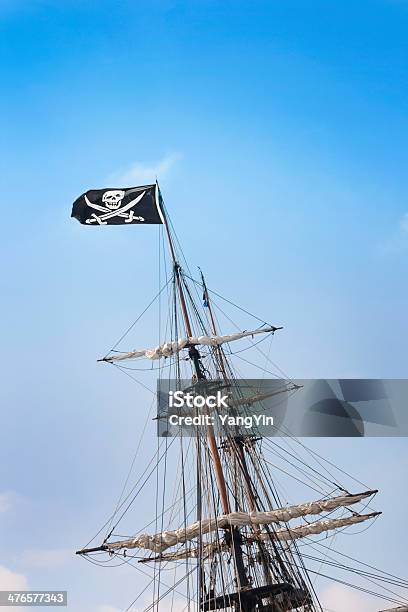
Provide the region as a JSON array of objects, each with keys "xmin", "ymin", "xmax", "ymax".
[{"xmin": 71, "ymin": 184, "xmax": 164, "ymax": 225}]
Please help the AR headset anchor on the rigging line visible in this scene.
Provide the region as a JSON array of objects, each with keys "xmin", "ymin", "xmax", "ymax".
[
  {"xmin": 104, "ymin": 274, "xmax": 174, "ymax": 358},
  {"xmin": 121, "ymin": 560, "xmax": 198, "ymax": 612},
  {"xmin": 227, "ymin": 332, "xmax": 275, "ymax": 355},
  {"xmin": 250, "ymin": 440, "xmax": 330, "ymax": 610},
  {"xmin": 231, "ymin": 440, "xmax": 314, "ymax": 592},
  {"xmin": 118, "ymin": 468, "xmax": 195, "ymax": 539},
  {"xmin": 124, "ymin": 572, "xmax": 155, "ymax": 612},
  {"xmin": 169, "ymin": 264, "xmax": 194, "ymax": 610},
  {"xmin": 181, "ymin": 272, "xmax": 211, "ymax": 336},
  {"xmin": 206, "ymin": 445, "xmax": 228, "ymax": 606},
  {"xmin": 159, "ymin": 223, "xmax": 162, "ymax": 348},
  {"xmin": 261, "ymin": 438, "xmax": 344, "ymax": 491},
  {"xmin": 114, "ymin": 362, "xmax": 174, "ymax": 372},
  {"xmin": 246, "ymin": 444, "xmax": 323, "ymax": 608},
  {"xmin": 183, "ymin": 273, "xmax": 274, "ymax": 327},
  {"xmin": 153, "ymin": 421, "xmax": 161, "ymax": 612},
  {"xmin": 280, "ymin": 434, "xmax": 371, "ymax": 491},
  {"xmin": 81, "ymin": 439, "xmax": 171, "ymax": 550},
  {"xmin": 297, "ymin": 553, "xmax": 408, "ymax": 599},
  {"xmin": 155, "ymin": 254, "xmax": 176, "ymax": 604},
  {"xmin": 112, "ymin": 438, "xmax": 177, "ymax": 532},
  {"xmin": 180, "ymin": 438, "xmax": 192, "ymax": 612},
  {"xmin": 260, "ymin": 418, "xmax": 372, "ymax": 493},
  {"xmin": 208, "ymin": 296, "xmax": 292, "ymax": 380},
  {"xmin": 340, "ymin": 515, "xmax": 381, "ymax": 536},
  {"xmin": 214, "ymin": 314, "xmax": 294, "ymax": 385},
  {"xmin": 166, "ymin": 438, "xmax": 194, "ymax": 527},
  {"xmin": 223, "ymin": 458, "xmax": 299, "ymax": 593},
  {"xmin": 129, "ymin": 567, "xmax": 198, "ymax": 612},
  {"xmin": 105, "ymin": 394, "xmax": 157, "ymax": 540},
  {"xmin": 256, "ymin": 453, "xmax": 334, "ymax": 497},
  {"xmin": 261, "ymin": 328, "xmax": 275, "ymax": 385},
  {"xmin": 113, "ymin": 363, "xmax": 156, "ymax": 395},
  {"xmin": 155, "ymin": 432, "xmax": 170, "ymax": 612},
  {"xmin": 262, "ymin": 434, "xmax": 346, "ymax": 492},
  {"xmin": 250, "ymin": 339, "xmax": 293, "ymax": 381},
  {"xmin": 113, "ymin": 444, "xmax": 179, "ymax": 531},
  {"xmin": 299, "ymin": 569, "xmax": 408, "ymax": 607},
  {"xmin": 161, "ymin": 223, "xmax": 172, "ymax": 314},
  {"xmin": 307, "ymin": 539, "xmax": 408, "ymax": 585},
  {"xmin": 312, "ymin": 531, "xmax": 337, "ymax": 590},
  {"xmin": 159, "ymin": 201, "xmax": 209, "ymax": 326},
  {"xmin": 261, "ymin": 440, "xmax": 341, "ymax": 493},
  {"xmin": 78, "ymin": 554, "xmax": 138, "ymax": 569},
  {"xmin": 196, "ymin": 417, "xmax": 203, "ymax": 609},
  {"xmin": 258, "ymin": 553, "xmax": 407, "ymax": 608},
  {"xmin": 113, "ymin": 488, "xmax": 197, "ymax": 545},
  {"xmin": 231, "ymin": 352, "xmax": 285, "ymax": 378},
  {"xmin": 180, "ymin": 276, "xmax": 210, "ymax": 340}
]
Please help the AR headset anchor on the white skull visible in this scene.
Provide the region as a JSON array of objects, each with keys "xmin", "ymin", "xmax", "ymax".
[{"xmin": 102, "ymin": 190, "xmax": 125, "ymax": 210}]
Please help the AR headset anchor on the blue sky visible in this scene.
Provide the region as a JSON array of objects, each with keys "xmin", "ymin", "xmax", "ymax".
[{"xmin": 1, "ymin": 1, "xmax": 408, "ymax": 611}]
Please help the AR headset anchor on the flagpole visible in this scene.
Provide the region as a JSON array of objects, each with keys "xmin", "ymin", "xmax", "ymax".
[{"xmin": 155, "ymin": 183, "xmax": 193, "ymax": 338}]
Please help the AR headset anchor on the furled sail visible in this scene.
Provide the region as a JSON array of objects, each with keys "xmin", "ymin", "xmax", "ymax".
[
  {"xmin": 141, "ymin": 512, "xmax": 381, "ymax": 562},
  {"xmin": 260, "ymin": 511, "xmax": 381, "ymax": 542},
  {"xmin": 105, "ymin": 489, "xmax": 377, "ymax": 553},
  {"xmin": 103, "ymin": 326, "xmax": 280, "ymax": 362}
]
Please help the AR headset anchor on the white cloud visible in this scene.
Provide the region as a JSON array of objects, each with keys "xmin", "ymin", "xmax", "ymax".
[
  {"xmin": 380, "ymin": 211, "xmax": 408, "ymax": 254},
  {"xmin": 136, "ymin": 597, "xmax": 186, "ymax": 612},
  {"xmin": 0, "ymin": 565, "xmax": 28, "ymax": 590},
  {"xmin": 20, "ymin": 548, "xmax": 71, "ymax": 569},
  {"xmin": 107, "ymin": 152, "xmax": 182, "ymax": 186},
  {"xmin": 100, "ymin": 595, "xmax": 186, "ymax": 612},
  {"xmin": 0, "ymin": 492, "xmax": 14, "ymax": 513},
  {"xmin": 400, "ymin": 212, "xmax": 408, "ymax": 233},
  {"xmin": 320, "ymin": 583, "xmax": 378, "ymax": 612}
]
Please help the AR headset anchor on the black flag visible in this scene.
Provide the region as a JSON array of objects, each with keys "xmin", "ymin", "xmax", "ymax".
[{"xmin": 71, "ymin": 184, "xmax": 163, "ymax": 225}]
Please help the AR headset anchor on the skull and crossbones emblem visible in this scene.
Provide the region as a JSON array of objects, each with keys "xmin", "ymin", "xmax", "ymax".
[
  {"xmin": 84, "ymin": 189, "xmax": 146, "ymax": 224},
  {"xmin": 102, "ymin": 190, "xmax": 125, "ymax": 210}
]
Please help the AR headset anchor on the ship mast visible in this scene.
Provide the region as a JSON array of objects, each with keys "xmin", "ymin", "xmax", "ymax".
[{"xmin": 159, "ymin": 192, "xmax": 253, "ymax": 610}]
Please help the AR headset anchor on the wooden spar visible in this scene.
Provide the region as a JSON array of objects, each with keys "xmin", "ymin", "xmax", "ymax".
[
  {"xmin": 205, "ymin": 423, "xmax": 230, "ymax": 513},
  {"xmin": 75, "ymin": 545, "xmax": 107, "ymax": 555}
]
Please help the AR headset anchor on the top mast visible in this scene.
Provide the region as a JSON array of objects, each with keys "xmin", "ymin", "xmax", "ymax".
[{"xmin": 155, "ymin": 183, "xmax": 193, "ymax": 338}]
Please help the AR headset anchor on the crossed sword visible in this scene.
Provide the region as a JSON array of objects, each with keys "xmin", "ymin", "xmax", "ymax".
[{"xmin": 84, "ymin": 191, "xmax": 146, "ymax": 224}]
